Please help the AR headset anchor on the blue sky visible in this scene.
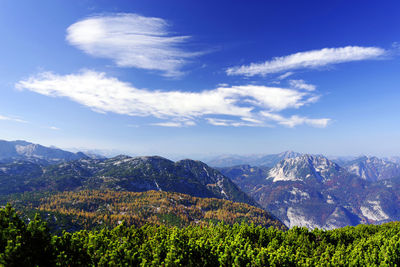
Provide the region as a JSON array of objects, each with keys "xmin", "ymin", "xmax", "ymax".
[{"xmin": 0, "ymin": 0, "xmax": 400, "ymax": 158}]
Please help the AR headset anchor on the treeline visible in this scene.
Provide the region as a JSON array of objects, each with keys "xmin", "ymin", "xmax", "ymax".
[
  {"xmin": 1, "ymin": 204, "xmax": 400, "ymax": 266},
  {"xmin": 5, "ymin": 190, "xmax": 284, "ymax": 231}
]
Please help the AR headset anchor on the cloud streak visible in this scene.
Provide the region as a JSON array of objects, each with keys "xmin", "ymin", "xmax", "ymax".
[
  {"xmin": 16, "ymin": 70, "xmax": 328, "ymax": 128},
  {"xmin": 261, "ymin": 112, "xmax": 330, "ymax": 128},
  {"xmin": 278, "ymin": 72, "xmax": 294, "ymax": 80},
  {"xmin": 289, "ymin": 79, "xmax": 316, "ymax": 91},
  {"xmin": 0, "ymin": 115, "xmax": 27, "ymax": 123},
  {"xmin": 226, "ymin": 46, "xmax": 386, "ymax": 76},
  {"xmin": 206, "ymin": 118, "xmax": 265, "ymax": 127},
  {"xmin": 66, "ymin": 13, "xmax": 201, "ymax": 77}
]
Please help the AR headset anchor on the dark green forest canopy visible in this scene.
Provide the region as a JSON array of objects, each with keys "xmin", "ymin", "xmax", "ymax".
[{"xmin": 1, "ymin": 204, "xmax": 400, "ymax": 266}]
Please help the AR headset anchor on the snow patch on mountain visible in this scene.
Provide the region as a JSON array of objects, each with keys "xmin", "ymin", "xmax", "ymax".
[
  {"xmin": 268, "ymin": 167, "xmax": 301, "ymax": 182},
  {"xmin": 154, "ymin": 180, "xmax": 162, "ymax": 191},
  {"xmin": 217, "ymin": 179, "xmax": 228, "ymax": 199},
  {"xmin": 203, "ymin": 167, "xmax": 210, "ymax": 177},
  {"xmin": 360, "ymin": 200, "xmax": 389, "ymax": 221},
  {"xmin": 286, "ymin": 207, "xmax": 322, "ymax": 229},
  {"xmin": 15, "ymin": 144, "xmax": 38, "ymax": 157},
  {"xmin": 289, "ymin": 188, "xmax": 310, "ymax": 203},
  {"xmin": 326, "ymin": 195, "xmax": 334, "ymax": 204},
  {"xmin": 112, "ymin": 158, "xmax": 134, "ymax": 165}
]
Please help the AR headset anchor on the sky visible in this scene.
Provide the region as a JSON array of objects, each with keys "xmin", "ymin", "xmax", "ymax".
[{"xmin": 0, "ymin": 0, "xmax": 400, "ymax": 158}]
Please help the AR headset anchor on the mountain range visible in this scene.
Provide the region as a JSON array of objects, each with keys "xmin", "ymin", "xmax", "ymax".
[
  {"xmin": 0, "ymin": 155, "xmax": 257, "ymax": 208},
  {"xmin": 0, "ymin": 140, "xmax": 99, "ymax": 164},
  {"xmin": 344, "ymin": 156, "xmax": 400, "ymax": 181},
  {"xmin": 205, "ymin": 151, "xmax": 302, "ymax": 167},
  {"xmin": 219, "ymin": 154, "xmax": 400, "ymax": 229},
  {"xmin": 1, "ymin": 139, "xmax": 400, "ymax": 230}
]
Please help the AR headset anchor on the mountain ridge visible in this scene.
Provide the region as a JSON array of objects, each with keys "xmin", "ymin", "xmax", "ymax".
[
  {"xmin": 0, "ymin": 139, "xmax": 97, "ymax": 164},
  {"xmin": 206, "ymin": 150, "xmax": 302, "ymax": 167},
  {"xmin": 0, "ymin": 154, "xmax": 258, "ymax": 207},
  {"xmin": 219, "ymin": 154, "xmax": 400, "ymax": 229}
]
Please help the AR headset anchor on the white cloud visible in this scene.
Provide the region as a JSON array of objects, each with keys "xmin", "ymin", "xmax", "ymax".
[
  {"xmin": 206, "ymin": 118, "xmax": 230, "ymax": 126},
  {"xmin": 152, "ymin": 119, "xmax": 195, "ymax": 127},
  {"xmin": 151, "ymin": 122, "xmax": 184, "ymax": 127},
  {"xmin": 0, "ymin": 115, "xmax": 27, "ymax": 123},
  {"xmin": 205, "ymin": 118, "xmax": 264, "ymax": 127},
  {"xmin": 289, "ymin": 79, "xmax": 316, "ymax": 91},
  {"xmin": 48, "ymin": 126, "xmax": 60, "ymax": 130},
  {"xmin": 261, "ymin": 112, "xmax": 330, "ymax": 128},
  {"xmin": 66, "ymin": 13, "xmax": 201, "ymax": 77},
  {"xmin": 278, "ymin": 72, "xmax": 294, "ymax": 80},
  {"xmin": 16, "ymin": 70, "xmax": 327, "ymax": 128},
  {"xmin": 218, "ymin": 83, "xmax": 229, "ymax": 87},
  {"xmin": 226, "ymin": 46, "xmax": 386, "ymax": 76}
]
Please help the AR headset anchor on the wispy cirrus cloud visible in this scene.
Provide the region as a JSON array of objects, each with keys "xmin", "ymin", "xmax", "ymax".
[
  {"xmin": 0, "ymin": 115, "xmax": 27, "ymax": 123},
  {"xmin": 206, "ymin": 118, "xmax": 265, "ymax": 127},
  {"xmin": 66, "ymin": 13, "xmax": 202, "ymax": 77},
  {"xmin": 151, "ymin": 119, "xmax": 196, "ymax": 127},
  {"xmin": 289, "ymin": 79, "xmax": 316, "ymax": 91},
  {"xmin": 278, "ymin": 72, "xmax": 294, "ymax": 80},
  {"xmin": 16, "ymin": 70, "xmax": 328, "ymax": 128},
  {"xmin": 48, "ymin": 126, "xmax": 60, "ymax": 130},
  {"xmin": 226, "ymin": 46, "xmax": 386, "ymax": 77},
  {"xmin": 151, "ymin": 122, "xmax": 184, "ymax": 127},
  {"xmin": 261, "ymin": 112, "xmax": 330, "ymax": 128}
]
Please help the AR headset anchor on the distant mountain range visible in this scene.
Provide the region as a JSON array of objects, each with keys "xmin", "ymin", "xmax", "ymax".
[
  {"xmin": 343, "ymin": 156, "xmax": 400, "ymax": 181},
  {"xmin": 0, "ymin": 140, "xmax": 102, "ymax": 164},
  {"xmin": 205, "ymin": 151, "xmax": 301, "ymax": 167}
]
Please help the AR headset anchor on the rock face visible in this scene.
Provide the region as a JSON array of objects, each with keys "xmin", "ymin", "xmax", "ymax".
[
  {"xmin": 267, "ymin": 154, "xmax": 342, "ymax": 182},
  {"xmin": 220, "ymin": 154, "xmax": 400, "ymax": 230},
  {"xmin": 0, "ymin": 155, "xmax": 258, "ymax": 207},
  {"xmin": 344, "ymin": 156, "xmax": 400, "ymax": 181},
  {"xmin": 0, "ymin": 140, "xmax": 89, "ymax": 164}
]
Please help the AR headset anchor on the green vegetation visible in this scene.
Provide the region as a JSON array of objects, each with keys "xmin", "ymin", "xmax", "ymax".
[
  {"xmin": 1, "ymin": 204, "xmax": 400, "ymax": 266},
  {"xmin": 2, "ymin": 190, "xmax": 284, "ymax": 233}
]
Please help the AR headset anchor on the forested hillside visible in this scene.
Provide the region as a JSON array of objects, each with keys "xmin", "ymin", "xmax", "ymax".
[
  {"xmin": 3, "ymin": 190, "xmax": 284, "ymax": 232},
  {"xmin": 1, "ymin": 205, "xmax": 400, "ymax": 266}
]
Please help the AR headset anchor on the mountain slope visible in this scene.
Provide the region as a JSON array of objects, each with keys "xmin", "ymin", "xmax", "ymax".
[
  {"xmin": 221, "ymin": 154, "xmax": 377, "ymax": 229},
  {"xmin": 344, "ymin": 156, "xmax": 400, "ymax": 181},
  {"xmin": 0, "ymin": 140, "xmax": 89, "ymax": 164},
  {"xmin": 267, "ymin": 154, "xmax": 343, "ymax": 183},
  {"xmin": 218, "ymin": 165, "xmax": 270, "ymax": 192},
  {"xmin": 0, "ymin": 155, "xmax": 258, "ymax": 207}
]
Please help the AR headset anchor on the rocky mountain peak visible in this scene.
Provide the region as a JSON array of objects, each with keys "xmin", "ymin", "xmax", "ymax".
[
  {"xmin": 267, "ymin": 154, "xmax": 341, "ymax": 182},
  {"xmin": 345, "ymin": 156, "xmax": 400, "ymax": 181},
  {"xmin": 0, "ymin": 139, "xmax": 89, "ymax": 164},
  {"xmin": 277, "ymin": 150, "xmax": 302, "ymax": 159}
]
